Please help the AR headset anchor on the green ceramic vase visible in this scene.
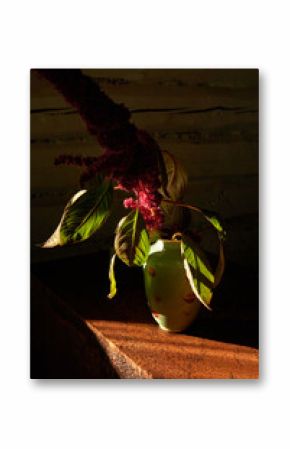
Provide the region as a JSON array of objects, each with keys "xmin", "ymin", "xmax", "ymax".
[{"xmin": 143, "ymin": 238, "xmax": 201, "ymax": 332}]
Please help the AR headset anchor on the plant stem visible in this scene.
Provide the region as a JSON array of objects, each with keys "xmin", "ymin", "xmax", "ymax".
[
  {"xmin": 161, "ymin": 198, "xmax": 203, "ymax": 215},
  {"xmin": 161, "ymin": 198, "xmax": 224, "ymax": 238}
]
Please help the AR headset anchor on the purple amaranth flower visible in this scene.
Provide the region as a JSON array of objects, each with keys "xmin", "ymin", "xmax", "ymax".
[{"xmin": 38, "ymin": 69, "xmax": 164, "ymax": 230}]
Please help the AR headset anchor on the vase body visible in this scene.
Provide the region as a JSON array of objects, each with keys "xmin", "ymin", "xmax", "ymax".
[{"xmin": 143, "ymin": 239, "xmax": 201, "ymax": 332}]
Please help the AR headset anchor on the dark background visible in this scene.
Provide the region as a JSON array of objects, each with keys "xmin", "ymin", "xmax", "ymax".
[{"xmin": 30, "ymin": 69, "xmax": 258, "ymax": 377}]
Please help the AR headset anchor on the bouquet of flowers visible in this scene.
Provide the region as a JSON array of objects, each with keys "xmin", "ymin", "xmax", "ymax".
[{"xmin": 38, "ymin": 69, "xmax": 225, "ymax": 310}]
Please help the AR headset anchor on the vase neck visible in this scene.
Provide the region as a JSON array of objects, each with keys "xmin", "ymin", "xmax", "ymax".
[{"xmin": 149, "ymin": 239, "xmax": 181, "ymax": 256}]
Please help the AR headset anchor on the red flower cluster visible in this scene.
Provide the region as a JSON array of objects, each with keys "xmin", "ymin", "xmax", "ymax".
[
  {"xmin": 39, "ymin": 70, "xmax": 164, "ymax": 230},
  {"xmin": 112, "ymin": 129, "xmax": 164, "ymax": 229},
  {"xmin": 123, "ymin": 184, "xmax": 164, "ymax": 230}
]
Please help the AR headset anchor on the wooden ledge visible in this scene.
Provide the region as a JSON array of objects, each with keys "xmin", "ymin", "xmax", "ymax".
[{"xmin": 86, "ymin": 320, "xmax": 259, "ymax": 379}]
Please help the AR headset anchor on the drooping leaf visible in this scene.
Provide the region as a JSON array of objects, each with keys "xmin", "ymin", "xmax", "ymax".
[
  {"xmin": 190, "ymin": 206, "xmax": 226, "ymax": 240},
  {"xmin": 40, "ymin": 189, "xmax": 87, "ymax": 248},
  {"xmin": 159, "ymin": 150, "xmax": 189, "ymax": 230},
  {"xmin": 114, "ymin": 209, "xmax": 150, "ymax": 267},
  {"xmin": 107, "ymin": 253, "xmax": 117, "ymax": 299},
  {"xmin": 59, "ymin": 177, "xmax": 113, "ymax": 244},
  {"xmin": 181, "ymin": 236, "xmax": 214, "ymax": 310},
  {"xmin": 203, "ymin": 213, "xmax": 226, "ymax": 240},
  {"xmin": 174, "ymin": 203, "xmax": 226, "ymax": 241},
  {"xmin": 41, "ymin": 178, "xmax": 113, "ymax": 248},
  {"xmin": 159, "ymin": 150, "xmax": 188, "ymax": 201}
]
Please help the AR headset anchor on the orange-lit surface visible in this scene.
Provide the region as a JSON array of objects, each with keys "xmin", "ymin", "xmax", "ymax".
[{"xmin": 87, "ymin": 320, "xmax": 258, "ymax": 379}]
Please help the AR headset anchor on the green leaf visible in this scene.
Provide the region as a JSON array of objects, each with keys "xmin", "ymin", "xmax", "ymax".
[
  {"xmin": 107, "ymin": 253, "xmax": 117, "ymax": 299},
  {"xmin": 41, "ymin": 178, "xmax": 113, "ymax": 248},
  {"xmin": 206, "ymin": 215, "xmax": 223, "ymax": 232},
  {"xmin": 40, "ymin": 189, "xmax": 87, "ymax": 248},
  {"xmin": 181, "ymin": 236, "xmax": 215, "ymax": 310},
  {"xmin": 185, "ymin": 205, "xmax": 226, "ymax": 240},
  {"xmin": 114, "ymin": 209, "xmax": 150, "ymax": 267},
  {"xmin": 60, "ymin": 178, "xmax": 113, "ymax": 244},
  {"xmin": 204, "ymin": 213, "xmax": 226, "ymax": 237}
]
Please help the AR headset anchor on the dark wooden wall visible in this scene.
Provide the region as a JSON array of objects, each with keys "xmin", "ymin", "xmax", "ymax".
[{"xmin": 31, "ymin": 69, "xmax": 258, "ymax": 269}]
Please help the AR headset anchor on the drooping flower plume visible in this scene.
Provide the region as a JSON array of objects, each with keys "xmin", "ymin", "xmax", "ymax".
[{"xmin": 39, "ymin": 69, "xmax": 163, "ymax": 229}]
